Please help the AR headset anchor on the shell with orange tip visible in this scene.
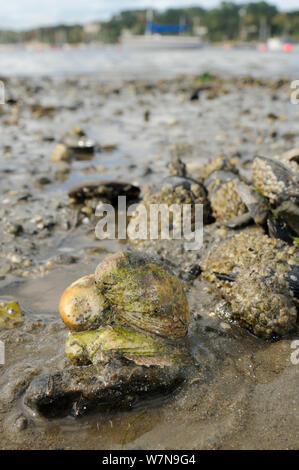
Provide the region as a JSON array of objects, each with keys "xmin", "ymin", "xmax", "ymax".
[{"xmin": 59, "ymin": 274, "xmax": 108, "ymax": 331}]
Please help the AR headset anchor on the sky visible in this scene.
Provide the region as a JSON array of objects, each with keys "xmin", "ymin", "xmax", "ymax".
[{"xmin": 1, "ymin": 0, "xmax": 298, "ymax": 30}]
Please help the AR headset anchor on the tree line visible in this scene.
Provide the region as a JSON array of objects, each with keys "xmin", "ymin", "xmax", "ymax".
[{"xmin": 1, "ymin": 2, "xmax": 299, "ymax": 44}]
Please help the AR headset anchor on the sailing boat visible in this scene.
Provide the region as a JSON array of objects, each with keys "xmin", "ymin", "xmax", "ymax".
[{"xmin": 121, "ymin": 10, "xmax": 203, "ymax": 50}]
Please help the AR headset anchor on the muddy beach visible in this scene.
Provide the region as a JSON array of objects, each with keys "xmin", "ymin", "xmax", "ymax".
[{"xmin": 0, "ymin": 71, "xmax": 298, "ymax": 450}]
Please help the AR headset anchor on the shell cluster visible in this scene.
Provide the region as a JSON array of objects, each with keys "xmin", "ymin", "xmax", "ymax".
[
  {"xmin": 59, "ymin": 250, "xmax": 190, "ymax": 365},
  {"xmin": 125, "ymin": 150, "xmax": 298, "ymax": 340}
]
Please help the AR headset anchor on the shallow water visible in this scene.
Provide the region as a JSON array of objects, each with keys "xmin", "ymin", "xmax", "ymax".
[{"xmin": 0, "ymin": 45, "xmax": 299, "ymax": 79}]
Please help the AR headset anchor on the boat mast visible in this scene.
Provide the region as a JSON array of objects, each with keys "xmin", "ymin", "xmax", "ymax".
[
  {"xmin": 179, "ymin": 17, "xmax": 186, "ymax": 36},
  {"xmin": 146, "ymin": 9, "xmax": 153, "ymax": 36}
]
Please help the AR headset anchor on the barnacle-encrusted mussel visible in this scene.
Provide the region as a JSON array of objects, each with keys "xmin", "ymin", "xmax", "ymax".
[
  {"xmin": 196, "ymin": 153, "xmax": 240, "ymax": 180},
  {"xmin": 128, "ymin": 175, "xmax": 212, "ymax": 246},
  {"xmin": 252, "ymin": 155, "xmax": 299, "ymax": 204},
  {"xmin": 199, "ymin": 151, "xmax": 299, "ymax": 238},
  {"xmin": 25, "ymin": 250, "xmax": 191, "ymax": 418},
  {"xmin": 204, "ymin": 170, "xmax": 247, "ymax": 222},
  {"xmin": 196, "ymin": 151, "xmax": 268, "ymax": 227},
  {"xmin": 203, "ymin": 230, "xmax": 298, "ymax": 339},
  {"xmin": 204, "ymin": 170, "xmax": 268, "ymax": 227},
  {"xmin": 252, "ymin": 154, "xmax": 299, "ymax": 239}
]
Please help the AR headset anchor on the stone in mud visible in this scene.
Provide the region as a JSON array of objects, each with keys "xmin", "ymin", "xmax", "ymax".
[
  {"xmin": 0, "ymin": 301, "xmax": 24, "ymax": 329},
  {"xmin": 167, "ymin": 155, "xmax": 187, "ymax": 177},
  {"xmin": 203, "ymin": 230, "xmax": 298, "ymax": 339},
  {"xmin": 68, "ymin": 180, "xmax": 140, "ymax": 204},
  {"xmin": 50, "ymin": 143, "xmax": 71, "ymax": 163},
  {"xmin": 222, "ymin": 267, "xmax": 297, "ymax": 339},
  {"xmin": 251, "ymin": 155, "xmax": 299, "ymax": 240},
  {"xmin": 59, "ymin": 275, "xmax": 108, "ymax": 332},
  {"xmin": 31, "ymin": 104, "xmax": 56, "ymax": 118},
  {"xmin": 24, "ymin": 360, "xmax": 186, "ymax": 418}
]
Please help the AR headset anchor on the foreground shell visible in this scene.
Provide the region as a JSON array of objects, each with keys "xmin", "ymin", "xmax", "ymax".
[
  {"xmin": 95, "ymin": 251, "xmax": 190, "ymax": 339},
  {"xmin": 29, "ymin": 251, "xmax": 191, "ymax": 419}
]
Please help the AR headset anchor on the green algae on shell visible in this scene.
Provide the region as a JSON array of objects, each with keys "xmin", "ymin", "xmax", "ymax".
[
  {"xmin": 0, "ymin": 300, "xmax": 23, "ymax": 329},
  {"xmin": 65, "ymin": 325, "xmax": 173, "ymax": 366},
  {"xmin": 95, "ymin": 251, "xmax": 190, "ymax": 339},
  {"xmin": 59, "ymin": 274, "xmax": 109, "ymax": 332}
]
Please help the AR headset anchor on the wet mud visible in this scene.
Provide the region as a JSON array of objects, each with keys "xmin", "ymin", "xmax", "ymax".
[{"xmin": 0, "ymin": 74, "xmax": 298, "ymax": 449}]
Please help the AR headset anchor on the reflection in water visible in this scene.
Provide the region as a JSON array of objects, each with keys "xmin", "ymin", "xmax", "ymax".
[{"xmin": 0, "ymin": 46, "xmax": 299, "ymax": 79}]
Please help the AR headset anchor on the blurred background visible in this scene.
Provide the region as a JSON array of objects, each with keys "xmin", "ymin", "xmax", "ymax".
[{"xmin": 0, "ymin": 1, "xmax": 299, "ymax": 78}]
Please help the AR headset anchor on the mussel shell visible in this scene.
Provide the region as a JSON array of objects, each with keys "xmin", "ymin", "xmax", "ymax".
[
  {"xmin": 156, "ymin": 175, "xmax": 207, "ymax": 198},
  {"xmin": 227, "ymin": 268, "xmax": 297, "ymax": 339},
  {"xmin": 252, "ymin": 156, "xmax": 298, "ymax": 203},
  {"xmin": 233, "ymin": 180, "xmax": 269, "ymax": 225},
  {"xmin": 203, "ymin": 231, "xmax": 298, "ymax": 338},
  {"xmin": 276, "ymin": 201, "xmax": 299, "ymax": 237},
  {"xmin": 225, "ymin": 212, "xmax": 253, "ymax": 229},
  {"xmin": 204, "ymin": 170, "xmax": 238, "ymax": 196},
  {"xmin": 68, "ymin": 180, "xmax": 140, "ymax": 203},
  {"xmin": 267, "ymin": 213, "xmax": 294, "ymax": 244},
  {"xmin": 63, "ymin": 137, "xmax": 95, "ymax": 154},
  {"xmin": 204, "ymin": 171, "xmax": 247, "ymax": 221},
  {"xmin": 286, "ymin": 265, "xmax": 299, "ymax": 299},
  {"xmin": 139, "ymin": 175, "xmax": 212, "ymax": 225}
]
